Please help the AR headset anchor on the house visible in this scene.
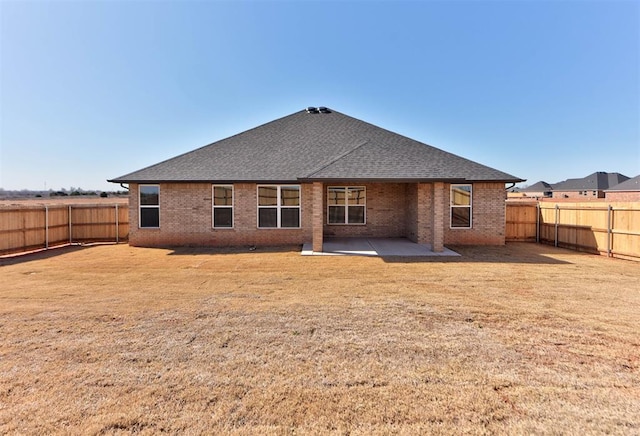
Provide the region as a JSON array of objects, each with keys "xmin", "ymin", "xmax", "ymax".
[
  {"xmin": 551, "ymin": 172, "xmax": 629, "ymax": 199},
  {"xmin": 109, "ymin": 107, "xmax": 523, "ymax": 253},
  {"xmin": 605, "ymin": 175, "xmax": 640, "ymax": 201},
  {"xmin": 520, "ymin": 181, "xmax": 553, "ymax": 199}
]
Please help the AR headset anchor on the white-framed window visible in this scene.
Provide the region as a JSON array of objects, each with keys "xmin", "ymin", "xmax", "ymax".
[
  {"xmin": 257, "ymin": 185, "xmax": 301, "ymax": 228},
  {"xmin": 450, "ymin": 184, "xmax": 472, "ymax": 228},
  {"xmin": 139, "ymin": 184, "xmax": 160, "ymax": 228},
  {"xmin": 327, "ymin": 186, "xmax": 366, "ymax": 224},
  {"xmin": 212, "ymin": 185, "xmax": 233, "ymax": 228}
]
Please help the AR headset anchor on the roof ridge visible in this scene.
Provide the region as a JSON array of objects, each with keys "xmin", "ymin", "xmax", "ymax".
[
  {"xmin": 109, "ymin": 107, "xmax": 523, "ymax": 184},
  {"xmin": 303, "ymin": 139, "xmax": 370, "ymax": 178}
]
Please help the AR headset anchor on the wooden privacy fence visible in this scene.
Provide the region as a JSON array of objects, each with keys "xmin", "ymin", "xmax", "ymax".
[
  {"xmin": 3, "ymin": 201, "xmax": 638, "ymax": 260},
  {"xmin": 505, "ymin": 202, "xmax": 539, "ymax": 242},
  {"xmin": 0, "ymin": 204, "xmax": 129, "ymax": 255},
  {"xmin": 506, "ymin": 201, "xmax": 640, "ymax": 261}
]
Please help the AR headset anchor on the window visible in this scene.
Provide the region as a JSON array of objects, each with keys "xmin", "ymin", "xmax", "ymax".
[
  {"xmin": 257, "ymin": 185, "xmax": 300, "ymax": 228},
  {"xmin": 450, "ymin": 184, "xmax": 472, "ymax": 228},
  {"xmin": 328, "ymin": 186, "xmax": 366, "ymax": 224},
  {"xmin": 139, "ymin": 185, "xmax": 159, "ymax": 228},
  {"xmin": 213, "ymin": 185, "xmax": 233, "ymax": 228}
]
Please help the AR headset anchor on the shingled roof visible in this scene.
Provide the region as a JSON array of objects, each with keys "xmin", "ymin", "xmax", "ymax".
[
  {"xmin": 553, "ymin": 172, "xmax": 630, "ymax": 191},
  {"xmin": 521, "ymin": 181, "xmax": 553, "ymax": 192},
  {"xmin": 606, "ymin": 174, "xmax": 640, "ymax": 192},
  {"xmin": 109, "ymin": 108, "xmax": 523, "ymax": 184}
]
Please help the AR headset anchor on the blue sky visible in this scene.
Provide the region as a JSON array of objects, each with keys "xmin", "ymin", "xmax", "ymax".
[{"xmin": 1, "ymin": 0, "xmax": 638, "ymax": 191}]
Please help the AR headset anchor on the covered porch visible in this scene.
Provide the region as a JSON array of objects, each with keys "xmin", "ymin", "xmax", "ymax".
[{"xmin": 310, "ymin": 181, "xmax": 448, "ymax": 254}]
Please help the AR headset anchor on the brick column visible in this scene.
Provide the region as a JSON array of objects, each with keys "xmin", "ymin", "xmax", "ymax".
[
  {"xmin": 312, "ymin": 182, "xmax": 324, "ymax": 253},
  {"xmin": 432, "ymin": 182, "xmax": 445, "ymax": 252},
  {"xmin": 416, "ymin": 183, "xmax": 429, "ymax": 244}
]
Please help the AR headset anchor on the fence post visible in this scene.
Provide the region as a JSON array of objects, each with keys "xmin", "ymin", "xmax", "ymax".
[
  {"xmin": 69, "ymin": 205, "xmax": 72, "ymax": 244},
  {"xmin": 607, "ymin": 205, "xmax": 612, "ymax": 258},
  {"xmin": 536, "ymin": 202, "xmax": 540, "ymax": 243},
  {"xmin": 554, "ymin": 204, "xmax": 559, "ymax": 247},
  {"xmin": 115, "ymin": 204, "xmax": 119, "ymax": 244},
  {"xmin": 45, "ymin": 205, "xmax": 49, "ymax": 250}
]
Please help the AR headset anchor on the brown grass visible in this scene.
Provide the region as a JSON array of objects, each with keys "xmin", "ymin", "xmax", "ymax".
[{"xmin": 0, "ymin": 243, "xmax": 638, "ymax": 434}]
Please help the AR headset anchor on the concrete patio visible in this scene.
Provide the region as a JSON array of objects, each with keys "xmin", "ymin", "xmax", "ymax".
[{"xmin": 301, "ymin": 237, "xmax": 460, "ymax": 257}]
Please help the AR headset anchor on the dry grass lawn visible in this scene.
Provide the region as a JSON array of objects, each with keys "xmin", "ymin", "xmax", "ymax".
[{"xmin": 1, "ymin": 243, "xmax": 638, "ymax": 434}]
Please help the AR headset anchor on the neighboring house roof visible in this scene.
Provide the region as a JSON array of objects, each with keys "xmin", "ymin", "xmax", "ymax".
[
  {"xmin": 109, "ymin": 108, "xmax": 523, "ymax": 184},
  {"xmin": 521, "ymin": 181, "xmax": 552, "ymax": 192},
  {"xmin": 552, "ymin": 172, "xmax": 630, "ymax": 191},
  {"xmin": 606, "ymin": 175, "xmax": 640, "ymax": 192}
]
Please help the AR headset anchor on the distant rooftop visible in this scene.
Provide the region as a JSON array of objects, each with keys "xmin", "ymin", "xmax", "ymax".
[
  {"xmin": 552, "ymin": 172, "xmax": 630, "ymax": 191},
  {"xmin": 606, "ymin": 174, "xmax": 640, "ymax": 192},
  {"xmin": 521, "ymin": 181, "xmax": 553, "ymax": 192}
]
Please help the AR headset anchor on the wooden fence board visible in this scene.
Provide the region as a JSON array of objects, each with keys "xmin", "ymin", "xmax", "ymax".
[
  {"xmin": 47, "ymin": 206, "xmax": 71, "ymax": 247},
  {"xmin": 71, "ymin": 206, "xmax": 119, "ymax": 241},
  {"xmin": 517, "ymin": 201, "xmax": 640, "ymax": 260},
  {"xmin": 0, "ymin": 204, "xmax": 129, "ymax": 255},
  {"xmin": 2, "ymin": 201, "xmax": 638, "ymax": 260},
  {"xmin": 505, "ymin": 202, "xmax": 537, "ymax": 241}
]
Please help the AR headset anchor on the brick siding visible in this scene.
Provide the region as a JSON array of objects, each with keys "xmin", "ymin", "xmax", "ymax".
[
  {"xmin": 129, "ymin": 183, "xmax": 312, "ymax": 248},
  {"xmin": 128, "ymin": 181, "xmax": 508, "ymax": 248},
  {"xmin": 432, "ymin": 182, "xmax": 445, "ymax": 251},
  {"xmin": 312, "ymin": 182, "xmax": 324, "ymax": 252},
  {"xmin": 405, "ymin": 183, "xmax": 433, "ymax": 244},
  {"xmin": 553, "ymin": 190, "xmax": 604, "ymax": 199},
  {"xmin": 605, "ymin": 192, "xmax": 640, "ymax": 201},
  {"xmin": 443, "ymin": 182, "xmax": 507, "ymax": 245}
]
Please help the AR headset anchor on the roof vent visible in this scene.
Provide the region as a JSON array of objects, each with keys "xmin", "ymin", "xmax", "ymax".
[
  {"xmin": 318, "ymin": 107, "xmax": 331, "ymax": 113},
  {"xmin": 306, "ymin": 107, "xmax": 319, "ymax": 114}
]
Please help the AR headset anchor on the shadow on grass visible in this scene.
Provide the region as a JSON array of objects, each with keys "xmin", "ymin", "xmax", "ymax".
[
  {"xmin": 381, "ymin": 243, "xmax": 574, "ymax": 264},
  {"xmin": 0, "ymin": 242, "xmax": 576, "ymax": 266},
  {"xmin": 0, "ymin": 244, "xmax": 89, "ymax": 266},
  {"xmin": 165, "ymin": 245, "xmax": 302, "ymax": 256},
  {"xmin": 166, "ymin": 242, "xmax": 575, "ymax": 265}
]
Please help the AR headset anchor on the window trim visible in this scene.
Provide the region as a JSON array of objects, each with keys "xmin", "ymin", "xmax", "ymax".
[
  {"xmin": 256, "ymin": 185, "xmax": 301, "ymax": 229},
  {"xmin": 139, "ymin": 184, "xmax": 160, "ymax": 229},
  {"xmin": 450, "ymin": 184, "xmax": 472, "ymax": 229},
  {"xmin": 212, "ymin": 184, "xmax": 234, "ymax": 229},
  {"xmin": 327, "ymin": 186, "xmax": 366, "ymax": 225}
]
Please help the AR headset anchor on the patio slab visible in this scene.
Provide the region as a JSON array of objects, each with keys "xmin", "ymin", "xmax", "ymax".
[{"xmin": 301, "ymin": 238, "xmax": 460, "ymax": 257}]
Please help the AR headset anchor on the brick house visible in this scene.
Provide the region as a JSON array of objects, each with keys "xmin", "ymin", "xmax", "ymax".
[
  {"xmin": 520, "ymin": 181, "xmax": 553, "ymax": 199},
  {"xmin": 605, "ymin": 175, "xmax": 640, "ymax": 201},
  {"xmin": 109, "ymin": 107, "xmax": 523, "ymax": 252},
  {"xmin": 551, "ymin": 172, "xmax": 629, "ymax": 199}
]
